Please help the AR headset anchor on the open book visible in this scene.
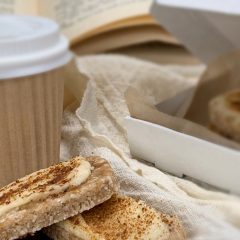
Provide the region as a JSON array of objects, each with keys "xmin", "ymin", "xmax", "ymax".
[{"xmin": 0, "ymin": 0, "xmax": 179, "ymax": 54}]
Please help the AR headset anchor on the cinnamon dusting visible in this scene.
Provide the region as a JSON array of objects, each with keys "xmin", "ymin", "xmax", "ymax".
[
  {"xmin": 69, "ymin": 195, "xmax": 170, "ymax": 240},
  {"xmin": 0, "ymin": 157, "xmax": 82, "ymax": 206}
]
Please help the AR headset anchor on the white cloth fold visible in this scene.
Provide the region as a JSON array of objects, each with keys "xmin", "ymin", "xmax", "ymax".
[{"xmin": 60, "ymin": 54, "xmax": 240, "ymax": 239}]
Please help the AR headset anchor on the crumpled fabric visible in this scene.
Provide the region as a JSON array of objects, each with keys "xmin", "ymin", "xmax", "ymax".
[{"xmin": 60, "ymin": 54, "xmax": 240, "ymax": 239}]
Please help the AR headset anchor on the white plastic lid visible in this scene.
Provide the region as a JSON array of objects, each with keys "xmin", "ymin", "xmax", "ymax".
[{"xmin": 0, "ymin": 15, "xmax": 72, "ymax": 79}]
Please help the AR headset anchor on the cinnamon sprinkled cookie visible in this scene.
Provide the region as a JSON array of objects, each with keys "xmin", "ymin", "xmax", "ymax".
[
  {"xmin": 45, "ymin": 195, "xmax": 185, "ymax": 240},
  {"xmin": 209, "ymin": 89, "xmax": 240, "ymax": 142},
  {"xmin": 0, "ymin": 156, "xmax": 118, "ymax": 240}
]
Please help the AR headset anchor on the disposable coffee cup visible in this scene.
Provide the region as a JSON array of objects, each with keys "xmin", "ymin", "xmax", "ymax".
[{"xmin": 0, "ymin": 15, "xmax": 72, "ymax": 186}]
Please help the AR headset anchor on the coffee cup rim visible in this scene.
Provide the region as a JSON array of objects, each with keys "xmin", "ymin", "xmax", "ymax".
[{"xmin": 0, "ymin": 15, "xmax": 73, "ymax": 79}]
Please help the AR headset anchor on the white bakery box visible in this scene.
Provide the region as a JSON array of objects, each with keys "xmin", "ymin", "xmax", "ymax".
[
  {"xmin": 125, "ymin": 116, "xmax": 240, "ymax": 195},
  {"xmin": 125, "ymin": 0, "xmax": 240, "ymax": 195}
]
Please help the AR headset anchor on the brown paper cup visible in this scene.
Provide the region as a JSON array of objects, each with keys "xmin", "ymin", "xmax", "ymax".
[
  {"xmin": 0, "ymin": 15, "xmax": 72, "ymax": 187},
  {"xmin": 0, "ymin": 69, "xmax": 64, "ymax": 186}
]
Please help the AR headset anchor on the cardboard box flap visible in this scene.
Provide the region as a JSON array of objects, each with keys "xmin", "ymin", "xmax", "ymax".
[{"xmin": 151, "ymin": 0, "xmax": 240, "ymax": 63}]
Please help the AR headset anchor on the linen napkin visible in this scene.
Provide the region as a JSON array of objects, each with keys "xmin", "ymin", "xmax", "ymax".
[{"xmin": 61, "ymin": 54, "xmax": 240, "ymax": 239}]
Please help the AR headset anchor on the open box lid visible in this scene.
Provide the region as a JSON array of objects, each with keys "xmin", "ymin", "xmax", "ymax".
[
  {"xmin": 151, "ymin": 0, "xmax": 240, "ymax": 63},
  {"xmin": 125, "ymin": 116, "xmax": 240, "ymax": 195}
]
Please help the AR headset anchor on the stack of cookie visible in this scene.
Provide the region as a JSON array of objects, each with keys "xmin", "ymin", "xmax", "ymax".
[{"xmin": 0, "ymin": 156, "xmax": 185, "ymax": 240}]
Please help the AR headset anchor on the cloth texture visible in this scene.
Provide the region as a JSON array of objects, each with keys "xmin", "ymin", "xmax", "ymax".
[{"xmin": 60, "ymin": 54, "xmax": 240, "ymax": 239}]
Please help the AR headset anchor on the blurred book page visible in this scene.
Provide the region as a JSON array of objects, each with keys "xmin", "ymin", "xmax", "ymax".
[
  {"xmin": 0, "ymin": 0, "xmax": 16, "ymax": 13},
  {"xmin": 38, "ymin": 0, "xmax": 152, "ymax": 43},
  {"xmin": 72, "ymin": 25, "xmax": 178, "ymax": 54},
  {"xmin": 0, "ymin": 0, "xmax": 38, "ymax": 14},
  {"xmin": 109, "ymin": 42, "xmax": 200, "ymax": 65},
  {"xmin": 86, "ymin": 15, "xmax": 156, "ymax": 38}
]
